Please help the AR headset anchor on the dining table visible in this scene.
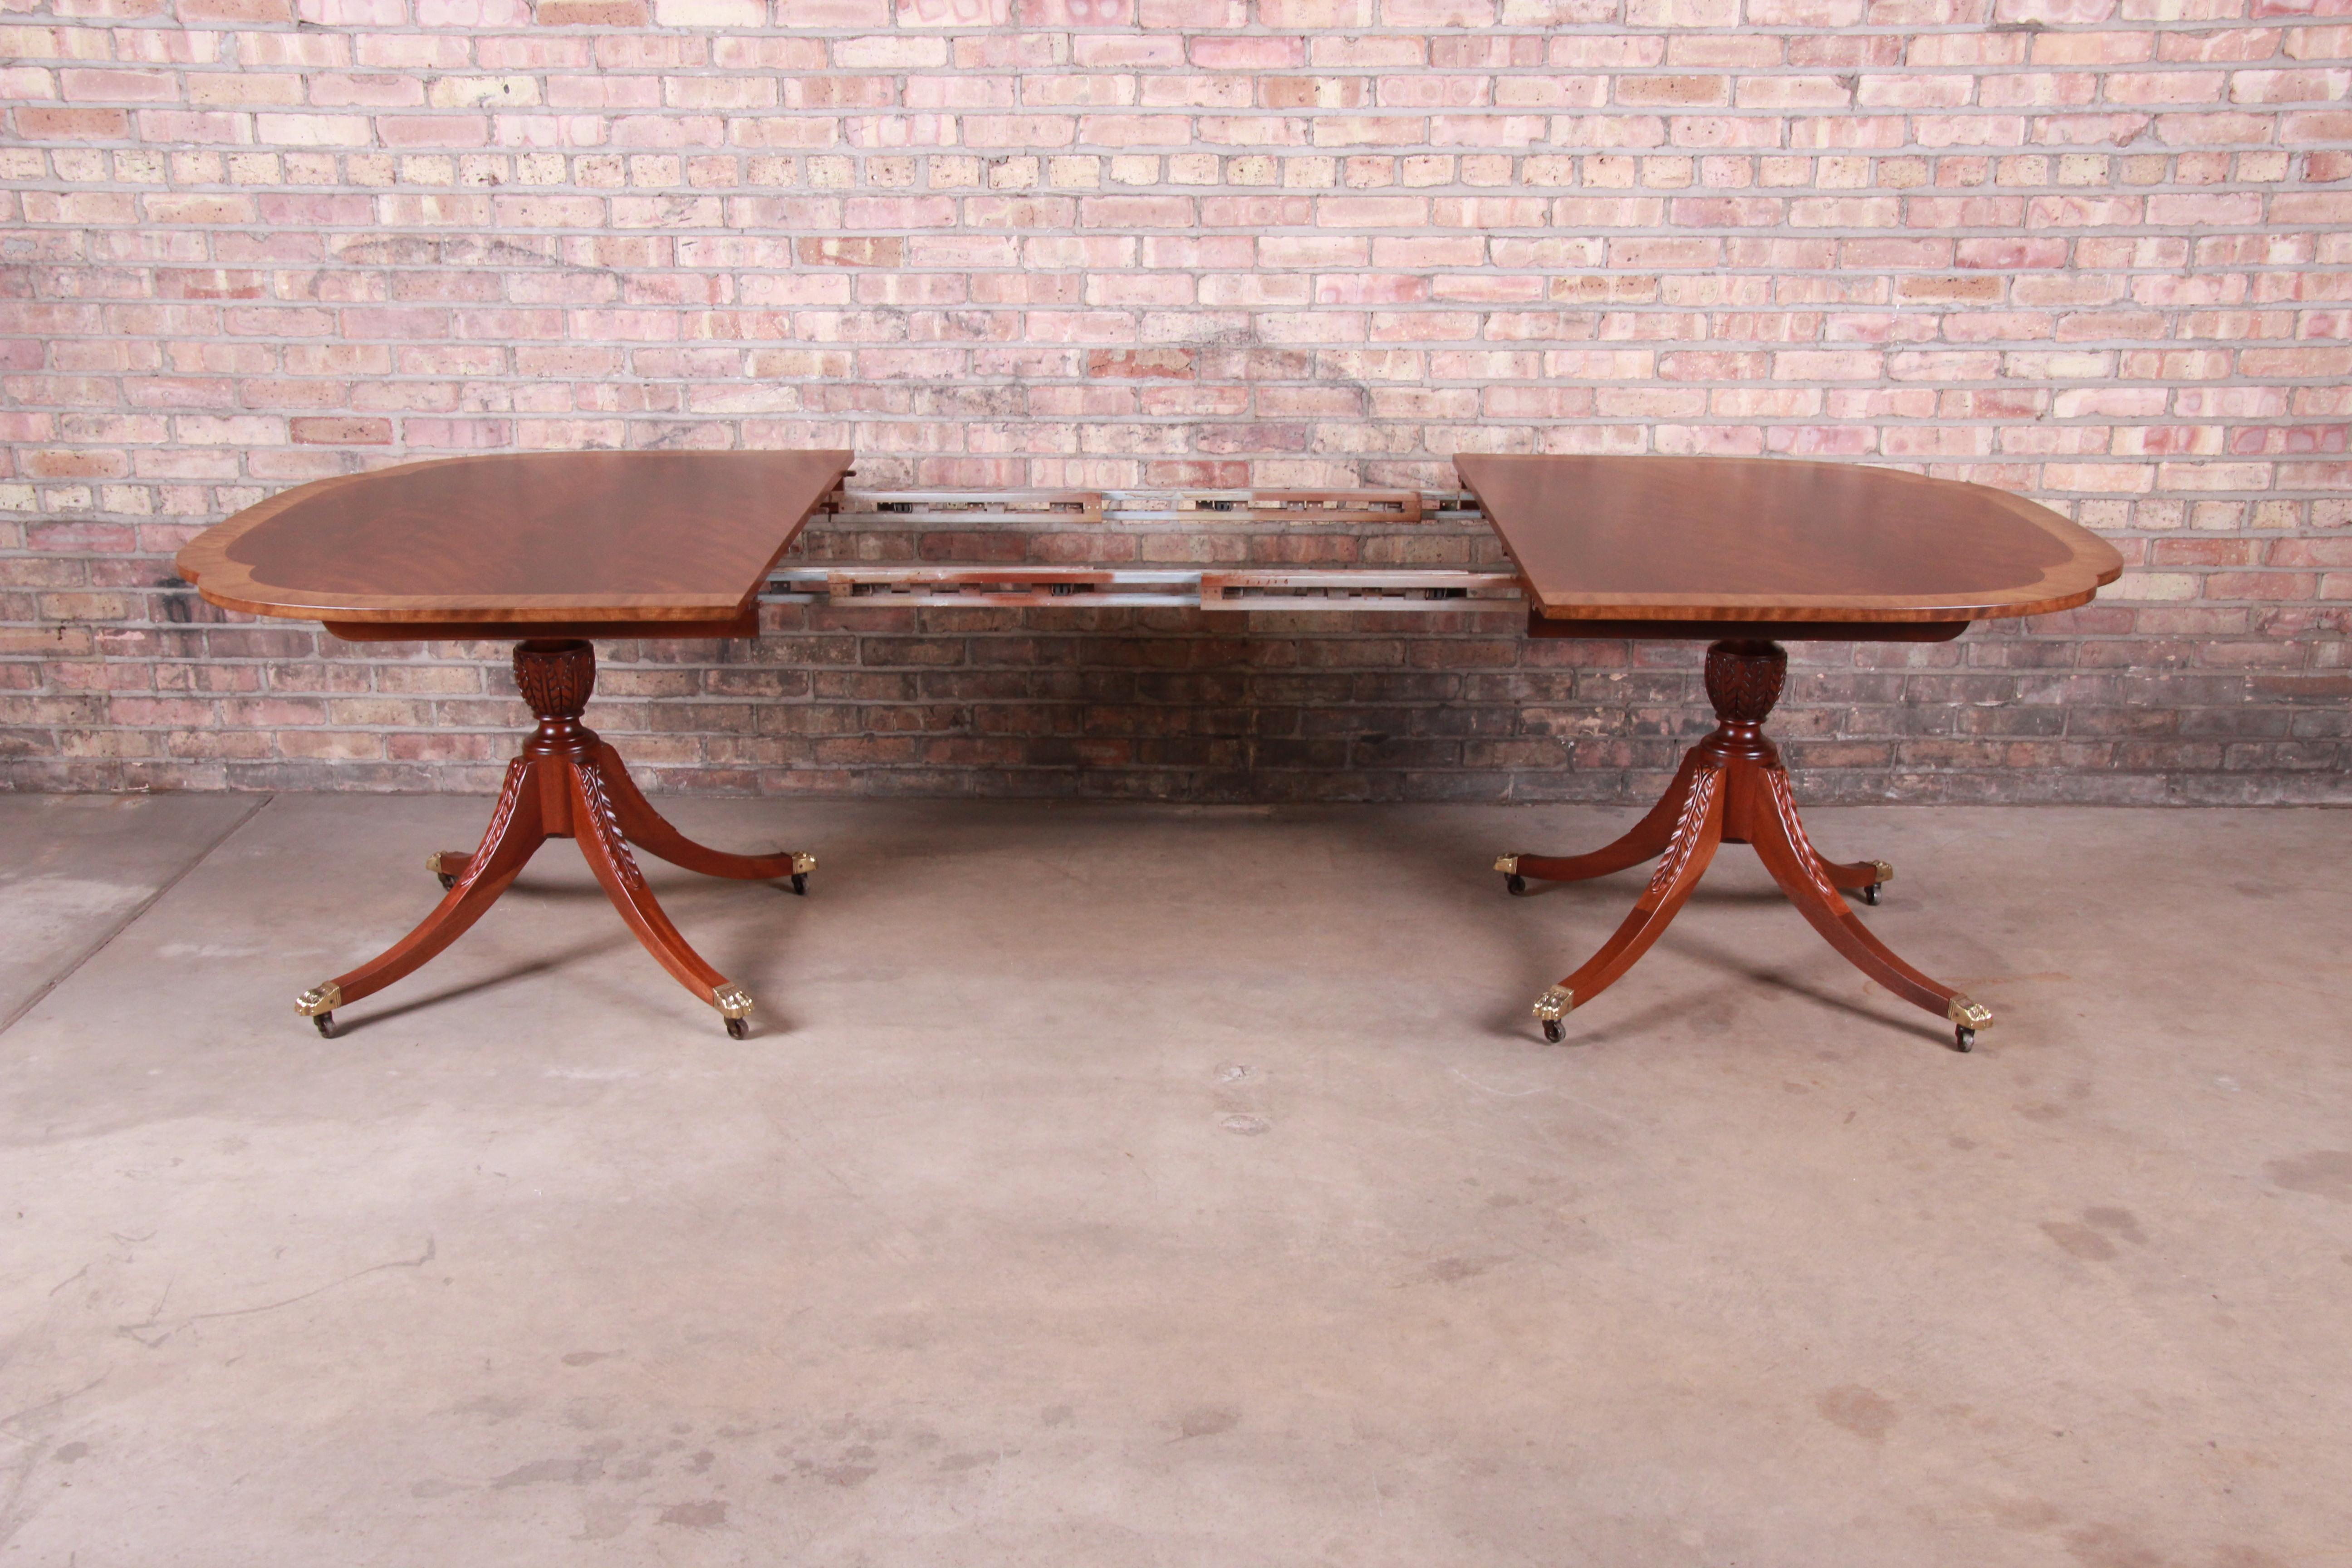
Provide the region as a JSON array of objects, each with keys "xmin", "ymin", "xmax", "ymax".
[
  {"xmin": 175, "ymin": 449, "xmax": 855, "ymax": 1040},
  {"xmin": 1456, "ymin": 454, "xmax": 2124, "ymax": 1051},
  {"xmin": 176, "ymin": 448, "xmax": 2122, "ymax": 1053}
]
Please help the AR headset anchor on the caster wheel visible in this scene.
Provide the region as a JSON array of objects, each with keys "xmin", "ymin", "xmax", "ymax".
[
  {"xmin": 1861, "ymin": 882, "xmax": 1881, "ymax": 906},
  {"xmin": 1504, "ymin": 874, "xmax": 1528, "ymax": 897},
  {"xmin": 312, "ymin": 1012, "xmax": 338, "ymax": 1040},
  {"xmin": 436, "ymin": 871, "xmax": 456, "ymax": 891},
  {"xmin": 1541, "ymin": 1019, "xmax": 1564, "ymax": 1044},
  {"xmin": 1953, "ymin": 1026, "xmax": 1975, "ymax": 1054},
  {"xmin": 725, "ymin": 1016, "xmax": 750, "ymax": 1040},
  {"xmin": 789, "ymin": 872, "xmax": 807, "ymax": 896}
]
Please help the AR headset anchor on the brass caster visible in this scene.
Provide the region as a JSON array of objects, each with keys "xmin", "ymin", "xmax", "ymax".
[
  {"xmin": 1860, "ymin": 882, "xmax": 1881, "ymax": 906},
  {"xmin": 714, "ymin": 984, "xmax": 754, "ymax": 1040},
  {"xmin": 1947, "ymin": 995, "xmax": 1990, "ymax": 1055},
  {"xmin": 1533, "ymin": 985, "xmax": 1573, "ymax": 1045},
  {"xmin": 789, "ymin": 850, "xmax": 816, "ymax": 897},
  {"xmin": 426, "ymin": 850, "xmax": 458, "ymax": 892},
  {"xmin": 297, "ymin": 982, "xmax": 342, "ymax": 1039},
  {"xmin": 1495, "ymin": 853, "xmax": 1527, "ymax": 897},
  {"xmin": 1861, "ymin": 859, "xmax": 1893, "ymax": 906}
]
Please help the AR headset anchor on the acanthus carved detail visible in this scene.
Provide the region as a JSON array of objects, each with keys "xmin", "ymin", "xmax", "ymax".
[
  {"xmin": 572, "ymin": 759, "xmax": 647, "ymax": 896},
  {"xmin": 1645, "ymin": 763, "xmax": 1724, "ymax": 898},
  {"xmin": 1703, "ymin": 641, "xmax": 1786, "ymax": 727},
  {"xmin": 514, "ymin": 640, "xmax": 595, "ymax": 722},
  {"xmin": 1762, "ymin": 765, "xmax": 1841, "ymax": 906},
  {"xmin": 453, "ymin": 758, "xmax": 529, "ymax": 892}
]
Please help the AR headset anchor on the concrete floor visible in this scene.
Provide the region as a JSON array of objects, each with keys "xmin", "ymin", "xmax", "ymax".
[{"xmin": 0, "ymin": 794, "xmax": 2347, "ymax": 1567}]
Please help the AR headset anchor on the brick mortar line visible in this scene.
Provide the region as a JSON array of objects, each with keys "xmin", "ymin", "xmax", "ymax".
[
  {"xmin": 18, "ymin": 178, "xmax": 2352, "ymax": 193},
  {"xmin": 8, "ymin": 338, "xmax": 2348, "ymax": 353},
  {"xmin": 8, "ymin": 150, "xmax": 2343, "ymax": 164},
  {"xmin": 23, "ymin": 343, "xmax": 2307, "ymax": 352},
  {"xmin": 25, "ymin": 409, "xmax": 2308, "ymax": 416},
  {"xmin": 20, "ymin": 117, "xmax": 2339, "ymax": 127},
  {"xmin": 12, "ymin": 229, "xmax": 2350, "ymax": 240},
  {"xmin": 49, "ymin": 178, "xmax": 2316, "ymax": 194},
  {"xmin": 20, "ymin": 31, "xmax": 2340, "ymax": 43},
  {"xmin": 9, "ymin": 207, "xmax": 2347, "ymax": 218},
  {"xmin": 35, "ymin": 114, "xmax": 2308, "ymax": 123},
  {"xmin": 26, "ymin": 83, "xmax": 2341, "ymax": 90},
  {"xmin": 32, "ymin": 55, "xmax": 2342, "ymax": 64},
  {"xmin": 8, "ymin": 358, "xmax": 2344, "ymax": 369},
  {"xmin": 18, "ymin": 26, "xmax": 2333, "ymax": 37},
  {"xmin": 12, "ymin": 121, "xmax": 2347, "ymax": 135},
  {"xmin": 24, "ymin": 99, "xmax": 2337, "ymax": 108},
  {"xmin": 17, "ymin": 176, "xmax": 2347, "ymax": 192},
  {"xmin": 9, "ymin": 176, "xmax": 2342, "ymax": 192},
  {"xmin": 26, "ymin": 83, "xmax": 2347, "ymax": 96},
  {"xmin": 6, "ymin": 381, "xmax": 2346, "ymax": 391}
]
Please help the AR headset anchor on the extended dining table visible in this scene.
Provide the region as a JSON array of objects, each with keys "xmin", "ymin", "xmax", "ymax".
[{"xmin": 176, "ymin": 448, "xmax": 2119, "ymax": 1050}]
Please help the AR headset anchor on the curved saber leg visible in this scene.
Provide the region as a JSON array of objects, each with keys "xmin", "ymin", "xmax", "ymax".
[
  {"xmin": 592, "ymin": 741, "xmax": 815, "ymax": 889},
  {"xmin": 1530, "ymin": 763, "xmax": 1727, "ymax": 1043},
  {"xmin": 1498, "ymin": 752, "xmax": 1700, "ymax": 895},
  {"xmin": 568, "ymin": 755, "xmax": 758, "ymax": 1038},
  {"xmin": 427, "ymin": 743, "xmax": 818, "ymax": 892},
  {"xmin": 1744, "ymin": 764, "xmax": 1987, "ymax": 1051},
  {"xmin": 1811, "ymin": 851, "xmax": 1894, "ymax": 905},
  {"xmin": 299, "ymin": 758, "xmax": 547, "ymax": 1036}
]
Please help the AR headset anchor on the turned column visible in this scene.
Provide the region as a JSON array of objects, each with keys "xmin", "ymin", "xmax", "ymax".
[
  {"xmin": 514, "ymin": 639, "xmax": 598, "ymax": 834},
  {"xmin": 1695, "ymin": 639, "xmax": 1786, "ymax": 765}
]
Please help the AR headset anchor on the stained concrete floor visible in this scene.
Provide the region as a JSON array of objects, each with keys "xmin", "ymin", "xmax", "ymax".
[{"xmin": 0, "ymin": 793, "xmax": 2347, "ymax": 1567}]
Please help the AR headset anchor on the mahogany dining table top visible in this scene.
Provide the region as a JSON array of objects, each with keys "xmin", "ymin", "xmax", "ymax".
[
  {"xmin": 1453, "ymin": 454, "xmax": 2124, "ymax": 638},
  {"xmin": 175, "ymin": 449, "xmax": 854, "ymax": 641}
]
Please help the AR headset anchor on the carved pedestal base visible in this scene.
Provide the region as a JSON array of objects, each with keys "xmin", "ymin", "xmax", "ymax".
[
  {"xmin": 1494, "ymin": 640, "xmax": 1989, "ymax": 1052},
  {"xmin": 295, "ymin": 639, "xmax": 816, "ymax": 1039}
]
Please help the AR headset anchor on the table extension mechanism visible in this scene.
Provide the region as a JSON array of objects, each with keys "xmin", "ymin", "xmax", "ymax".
[{"xmin": 765, "ymin": 487, "xmax": 1523, "ymax": 611}]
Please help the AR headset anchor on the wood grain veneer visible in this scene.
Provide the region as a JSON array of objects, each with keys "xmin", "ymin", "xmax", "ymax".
[
  {"xmin": 1454, "ymin": 454, "xmax": 2122, "ymax": 625},
  {"xmin": 176, "ymin": 449, "xmax": 853, "ymax": 631}
]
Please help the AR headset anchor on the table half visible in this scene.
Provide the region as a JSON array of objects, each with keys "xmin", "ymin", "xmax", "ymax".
[
  {"xmin": 1455, "ymin": 454, "xmax": 2124, "ymax": 1052},
  {"xmin": 176, "ymin": 449, "xmax": 854, "ymax": 1039}
]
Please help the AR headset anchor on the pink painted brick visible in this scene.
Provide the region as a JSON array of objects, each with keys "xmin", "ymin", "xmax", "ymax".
[
  {"xmin": 59, "ymin": 69, "xmax": 181, "ymax": 102},
  {"xmin": 1382, "ymin": 0, "xmax": 1495, "ymax": 21},
  {"xmin": 654, "ymin": 0, "xmax": 766, "ymax": 20},
  {"xmin": 1135, "ymin": 0, "xmax": 1245, "ymax": 22},
  {"xmin": 897, "ymin": 0, "xmax": 1011, "ymax": 22},
  {"xmin": 415, "ymin": 0, "xmax": 530, "ymax": 20},
  {"xmin": 252, "ymin": 113, "xmax": 374, "ymax": 146},
  {"xmin": 1190, "ymin": 36, "xmax": 1307, "ymax": 69},
  {"xmin": 842, "ymin": 194, "xmax": 959, "ymax": 226},
  {"xmin": 1020, "ymin": 0, "xmax": 1134, "ymax": 20}
]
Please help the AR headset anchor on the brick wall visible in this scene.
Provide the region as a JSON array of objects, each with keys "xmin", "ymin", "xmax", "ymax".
[{"xmin": 1, "ymin": 0, "xmax": 2347, "ymax": 804}]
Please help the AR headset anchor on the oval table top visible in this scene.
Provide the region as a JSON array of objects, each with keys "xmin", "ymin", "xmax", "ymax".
[
  {"xmin": 176, "ymin": 449, "xmax": 853, "ymax": 638},
  {"xmin": 1454, "ymin": 454, "xmax": 2122, "ymax": 638}
]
